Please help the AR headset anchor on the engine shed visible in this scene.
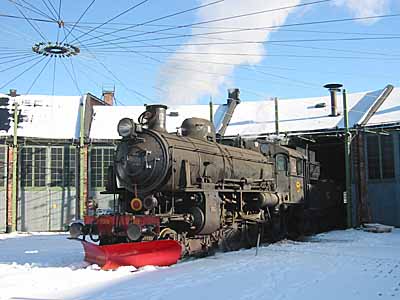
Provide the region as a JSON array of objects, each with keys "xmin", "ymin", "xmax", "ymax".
[{"xmin": 0, "ymin": 85, "xmax": 399, "ymax": 232}]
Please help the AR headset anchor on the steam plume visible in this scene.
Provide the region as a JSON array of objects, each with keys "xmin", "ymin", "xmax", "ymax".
[{"xmin": 158, "ymin": 0, "xmax": 301, "ymax": 104}]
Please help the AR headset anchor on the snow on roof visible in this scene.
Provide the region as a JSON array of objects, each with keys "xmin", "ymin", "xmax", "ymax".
[
  {"xmin": 1, "ymin": 86, "xmax": 398, "ymax": 141},
  {"xmin": 0, "ymin": 94, "xmax": 82, "ymax": 139},
  {"xmin": 367, "ymin": 87, "xmax": 400, "ymax": 127},
  {"xmin": 225, "ymin": 86, "xmax": 398, "ymax": 136},
  {"xmin": 90, "ymin": 104, "xmax": 221, "ymax": 140}
]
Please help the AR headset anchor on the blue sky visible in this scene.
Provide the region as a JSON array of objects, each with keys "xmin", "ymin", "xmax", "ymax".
[{"xmin": 0, "ymin": 0, "xmax": 399, "ymax": 105}]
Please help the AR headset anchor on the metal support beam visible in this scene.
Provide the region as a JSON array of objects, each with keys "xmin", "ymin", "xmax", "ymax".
[
  {"xmin": 8, "ymin": 102, "xmax": 19, "ymax": 232},
  {"xmin": 343, "ymin": 89, "xmax": 353, "ymax": 228},
  {"xmin": 79, "ymin": 101, "xmax": 85, "ymax": 219}
]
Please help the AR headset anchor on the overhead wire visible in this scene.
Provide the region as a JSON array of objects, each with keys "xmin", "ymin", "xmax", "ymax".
[
  {"xmin": 89, "ymin": 36, "xmax": 400, "ymax": 49},
  {"xmin": 13, "ymin": 2, "xmax": 48, "ymax": 41},
  {"xmin": 26, "ymin": 57, "xmax": 52, "ymax": 94},
  {"xmin": 79, "ymin": 29, "xmax": 320, "ymax": 91},
  {"xmin": 18, "ymin": 0, "xmax": 55, "ymax": 21},
  {"xmin": 0, "ymin": 53, "xmax": 34, "ymax": 60},
  {"xmin": 69, "ymin": 20, "xmax": 400, "ymax": 62},
  {"xmin": 71, "ymin": 23, "xmax": 400, "ymax": 38},
  {"xmin": 77, "ymin": 0, "xmax": 225, "ymax": 44},
  {"xmin": 0, "ymin": 55, "xmax": 42, "ymax": 73},
  {"xmin": 69, "ymin": 0, "xmax": 151, "ymax": 44},
  {"xmin": 88, "ymin": 49, "xmax": 400, "ymax": 61},
  {"xmin": 57, "ymin": 0, "xmax": 62, "ymax": 20},
  {"xmin": 41, "ymin": 0, "xmax": 58, "ymax": 20},
  {"xmin": 0, "ymin": 56, "xmax": 47, "ymax": 89},
  {"xmin": 7, "ymin": 0, "xmax": 56, "ymax": 22},
  {"xmin": 66, "ymin": 21, "xmax": 395, "ymax": 97},
  {"xmin": 60, "ymin": 57, "xmax": 81, "ymax": 94},
  {"xmin": 83, "ymin": 0, "xmax": 331, "ymax": 47},
  {"xmin": 86, "ymin": 13, "xmax": 400, "ymax": 48},
  {"xmin": 0, "ymin": 54, "xmax": 38, "ymax": 65},
  {"xmin": 44, "ymin": 0, "xmax": 60, "ymax": 21},
  {"xmin": 0, "ymin": 13, "xmax": 55, "ymax": 23},
  {"xmin": 61, "ymin": 0, "xmax": 97, "ymax": 43},
  {"xmin": 67, "ymin": 29, "xmax": 153, "ymax": 103}
]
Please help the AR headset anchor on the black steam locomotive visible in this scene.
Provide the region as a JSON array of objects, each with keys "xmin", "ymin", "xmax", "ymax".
[{"xmin": 70, "ymin": 103, "xmax": 343, "ymax": 260}]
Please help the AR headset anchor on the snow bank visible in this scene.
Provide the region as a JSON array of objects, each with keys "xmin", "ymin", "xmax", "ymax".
[{"xmin": 1, "ymin": 230, "xmax": 400, "ymax": 300}]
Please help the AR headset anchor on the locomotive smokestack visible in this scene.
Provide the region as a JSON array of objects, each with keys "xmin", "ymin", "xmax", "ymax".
[
  {"xmin": 217, "ymin": 88, "xmax": 241, "ymax": 137},
  {"xmin": 324, "ymin": 83, "xmax": 343, "ymax": 117},
  {"xmin": 145, "ymin": 104, "xmax": 168, "ymax": 132}
]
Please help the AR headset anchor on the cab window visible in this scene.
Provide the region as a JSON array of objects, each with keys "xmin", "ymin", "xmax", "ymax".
[
  {"xmin": 296, "ymin": 159, "xmax": 303, "ymax": 176},
  {"xmin": 276, "ymin": 154, "xmax": 288, "ymax": 172}
]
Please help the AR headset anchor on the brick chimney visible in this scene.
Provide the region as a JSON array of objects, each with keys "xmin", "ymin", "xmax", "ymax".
[{"xmin": 102, "ymin": 90, "xmax": 114, "ymax": 106}]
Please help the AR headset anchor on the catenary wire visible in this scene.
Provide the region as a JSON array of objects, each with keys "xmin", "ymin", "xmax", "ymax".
[
  {"xmin": 0, "ymin": 56, "xmax": 47, "ymax": 89},
  {"xmin": 26, "ymin": 57, "xmax": 52, "ymax": 94},
  {"xmin": 69, "ymin": 0, "xmax": 151, "ymax": 44},
  {"xmin": 83, "ymin": 0, "xmax": 332, "ymax": 47},
  {"xmin": 13, "ymin": 3, "xmax": 48, "ymax": 41},
  {"xmin": 77, "ymin": 0, "xmax": 225, "ymax": 44},
  {"xmin": 61, "ymin": 0, "xmax": 97, "ymax": 43},
  {"xmin": 86, "ymin": 13, "xmax": 400, "ymax": 47}
]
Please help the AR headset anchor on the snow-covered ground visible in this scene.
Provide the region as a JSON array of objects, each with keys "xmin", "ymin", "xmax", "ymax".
[{"xmin": 1, "ymin": 229, "xmax": 399, "ymax": 300}]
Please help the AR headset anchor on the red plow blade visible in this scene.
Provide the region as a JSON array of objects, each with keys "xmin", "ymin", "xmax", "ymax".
[{"xmin": 81, "ymin": 240, "xmax": 182, "ymax": 270}]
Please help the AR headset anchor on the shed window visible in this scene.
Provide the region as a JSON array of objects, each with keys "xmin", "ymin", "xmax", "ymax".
[
  {"xmin": 50, "ymin": 147, "xmax": 76, "ymax": 187},
  {"xmin": 276, "ymin": 154, "xmax": 288, "ymax": 172},
  {"xmin": 90, "ymin": 148, "xmax": 114, "ymax": 188},
  {"xmin": 21, "ymin": 147, "xmax": 47, "ymax": 187},
  {"xmin": 366, "ymin": 134, "xmax": 394, "ymax": 180},
  {"xmin": 0, "ymin": 146, "xmax": 6, "ymax": 187}
]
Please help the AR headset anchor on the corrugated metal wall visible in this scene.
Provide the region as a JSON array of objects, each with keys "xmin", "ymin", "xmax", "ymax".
[{"xmin": 365, "ymin": 131, "xmax": 400, "ymax": 227}]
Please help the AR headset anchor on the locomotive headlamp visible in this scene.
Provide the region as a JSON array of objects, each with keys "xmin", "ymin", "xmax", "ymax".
[
  {"xmin": 118, "ymin": 118, "xmax": 134, "ymax": 137},
  {"xmin": 143, "ymin": 195, "xmax": 158, "ymax": 210}
]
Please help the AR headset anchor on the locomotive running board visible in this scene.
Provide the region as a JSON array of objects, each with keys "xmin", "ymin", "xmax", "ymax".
[{"xmin": 81, "ymin": 240, "xmax": 182, "ymax": 270}]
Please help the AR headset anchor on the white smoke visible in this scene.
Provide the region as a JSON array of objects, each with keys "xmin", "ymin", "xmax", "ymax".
[
  {"xmin": 158, "ymin": 0, "xmax": 391, "ymax": 104},
  {"xmin": 333, "ymin": 0, "xmax": 391, "ymax": 22},
  {"xmin": 158, "ymin": 0, "xmax": 301, "ymax": 104}
]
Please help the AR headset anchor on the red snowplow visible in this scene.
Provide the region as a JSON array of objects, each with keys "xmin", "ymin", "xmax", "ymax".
[
  {"xmin": 70, "ymin": 215, "xmax": 182, "ymax": 270},
  {"xmin": 81, "ymin": 239, "xmax": 182, "ymax": 270}
]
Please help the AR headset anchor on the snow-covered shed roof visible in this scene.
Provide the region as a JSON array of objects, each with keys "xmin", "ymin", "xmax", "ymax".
[
  {"xmin": 0, "ymin": 94, "xmax": 83, "ymax": 139},
  {"xmin": 1, "ymin": 85, "xmax": 399, "ymax": 141},
  {"xmin": 225, "ymin": 86, "xmax": 399, "ymax": 136}
]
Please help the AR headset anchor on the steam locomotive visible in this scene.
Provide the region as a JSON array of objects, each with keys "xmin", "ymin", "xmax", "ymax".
[{"xmin": 70, "ymin": 102, "xmax": 343, "ymax": 267}]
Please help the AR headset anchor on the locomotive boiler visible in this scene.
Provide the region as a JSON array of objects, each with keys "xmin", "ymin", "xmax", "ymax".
[{"xmin": 70, "ymin": 103, "xmax": 321, "ymax": 269}]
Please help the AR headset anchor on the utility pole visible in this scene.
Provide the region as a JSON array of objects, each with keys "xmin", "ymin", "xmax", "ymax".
[
  {"xmin": 79, "ymin": 101, "xmax": 85, "ymax": 219},
  {"xmin": 209, "ymin": 96, "xmax": 213, "ymax": 124},
  {"xmin": 274, "ymin": 97, "xmax": 279, "ymax": 135},
  {"xmin": 343, "ymin": 89, "xmax": 353, "ymax": 228},
  {"xmin": 11, "ymin": 102, "xmax": 19, "ymax": 232}
]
